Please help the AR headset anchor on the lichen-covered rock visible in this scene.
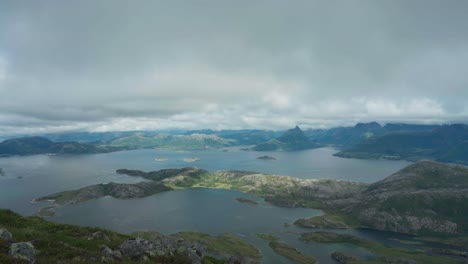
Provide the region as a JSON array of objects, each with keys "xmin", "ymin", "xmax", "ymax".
[
  {"xmin": 119, "ymin": 234, "xmax": 204, "ymax": 263},
  {"xmin": 101, "ymin": 245, "xmax": 122, "ymax": 261},
  {"xmin": 9, "ymin": 242, "xmax": 36, "ymax": 262},
  {"xmin": 119, "ymin": 238, "xmax": 155, "ymax": 259},
  {"xmin": 0, "ymin": 228, "xmax": 12, "ymax": 241},
  {"xmin": 90, "ymin": 231, "xmax": 110, "ymax": 241}
]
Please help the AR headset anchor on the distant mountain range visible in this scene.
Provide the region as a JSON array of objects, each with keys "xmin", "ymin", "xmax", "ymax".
[
  {"xmin": 108, "ymin": 133, "xmax": 236, "ymax": 150},
  {"xmin": 1, "ymin": 123, "xmax": 468, "ymax": 164},
  {"xmin": 304, "ymin": 122, "xmax": 440, "ymax": 147},
  {"xmin": 0, "ymin": 136, "xmax": 120, "ymax": 156},
  {"xmin": 252, "ymin": 126, "xmax": 320, "ymax": 151},
  {"xmin": 335, "ymin": 124, "xmax": 468, "ymax": 164}
]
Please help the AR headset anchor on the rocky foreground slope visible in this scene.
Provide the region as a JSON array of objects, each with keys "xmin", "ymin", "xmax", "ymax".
[{"xmin": 0, "ymin": 209, "xmax": 265, "ymax": 263}]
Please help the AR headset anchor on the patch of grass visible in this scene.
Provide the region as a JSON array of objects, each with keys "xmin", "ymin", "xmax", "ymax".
[
  {"xmin": 202, "ymin": 255, "xmax": 225, "ymax": 264},
  {"xmin": 175, "ymin": 232, "xmax": 261, "ymax": 260},
  {"xmin": 295, "ymin": 210, "xmax": 363, "ymax": 231}
]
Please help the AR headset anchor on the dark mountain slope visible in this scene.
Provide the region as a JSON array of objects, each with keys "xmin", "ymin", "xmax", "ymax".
[
  {"xmin": 335, "ymin": 124, "xmax": 468, "ymax": 164},
  {"xmin": 253, "ymin": 126, "xmax": 320, "ymax": 151}
]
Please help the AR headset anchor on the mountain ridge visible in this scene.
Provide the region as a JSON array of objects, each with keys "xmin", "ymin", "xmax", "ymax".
[{"xmin": 252, "ymin": 126, "xmax": 320, "ymax": 151}]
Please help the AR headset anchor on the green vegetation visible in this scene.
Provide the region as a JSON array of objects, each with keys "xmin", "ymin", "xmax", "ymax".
[
  {"xmin": 257, "ymin": 233, "xmax": 317, "ymax": 263},
  {"xmin": 174, "ymin": 232, "xmax": 261, "ymax": 260},
  {"xmin": 0, "ymin": 209, "xmax": 196, "ymax": 263},
  {"xmin": 300, "ymin": 232, "xmax": 461, "ymax": 264},
  {"xmin": 164, "ymin": 170, "xmax": 365, "ymax": 210}
]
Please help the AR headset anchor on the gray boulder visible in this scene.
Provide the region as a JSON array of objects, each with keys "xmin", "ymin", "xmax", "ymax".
[
  {"xmin": 0, "ymin": 228, "xmax": 12, "ymax": 241},
  {"xmin": 101, "ymin": 245, "xmax": 122, "ymax": 261},
  {"xmin": 119, "ymin": 238, "xmax": 155, "ymax": 259},
  {"xmin": 90, "ymin": 231, "xmax": 110, "ymax": 241},
  {"xmin": 9, "ymin": 242, "xmax": 36, "ymax": 262}
]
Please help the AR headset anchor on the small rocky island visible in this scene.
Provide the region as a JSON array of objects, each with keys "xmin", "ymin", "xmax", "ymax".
[
  {"xmin": 235, "ymin": 197, "xmax": 258, "ymax": 205},
  {"xmin": 256, "ymin": 155, "xmax": 276, "ymax": 160}
]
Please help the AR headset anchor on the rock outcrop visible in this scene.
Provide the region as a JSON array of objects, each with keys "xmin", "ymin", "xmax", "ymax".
[
  {"xmin": 119, "ymin": 236, "xmax": 204, "ymax": 263},
  {"xmin": 101, "ymin": 245, "xmax": 123, "ymax": 261},
  {"xmin": 331, "ymin": 251, "xmax": 359, "ymax": 264},
  {"xmin": 9, "ymin": 242, "xmax": 36, "ymax": 262},
  {"xmin": 327, "ymin": 161, "xmax": 468, "ymax": 235}
]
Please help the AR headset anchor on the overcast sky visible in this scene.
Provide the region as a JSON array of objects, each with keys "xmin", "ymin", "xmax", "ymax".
[{"xmin": 0, "ymin": 0, "xmax": 467, "ymax": 134}]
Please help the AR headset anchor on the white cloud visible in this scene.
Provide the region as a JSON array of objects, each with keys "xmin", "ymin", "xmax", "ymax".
[{"xmin": 0, "ymin": 1, "xmax": 467, "ymax": 135}]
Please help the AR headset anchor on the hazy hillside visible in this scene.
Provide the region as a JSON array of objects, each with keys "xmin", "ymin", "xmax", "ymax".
[
  {"xmin": 335, "ymin": 124, "xmax": 468, "ymax": 164},
  {"xmin": 0, "ymin": 137, "xmax": 120, "ymax": 156},
  {"xmin": 109, "ymin": 133, "xmax": 235, "ymax": 150},
  {"xmin": 305, "ymin": 122, "xmax": 439, "ymax": 147}
]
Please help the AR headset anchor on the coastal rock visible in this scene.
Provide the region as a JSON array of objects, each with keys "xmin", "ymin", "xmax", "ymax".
[
  {"xmin": 256, "ymin": 156, "xmax": 276, "ymax": 160},
  {"xmin": 9, "ymin": 242, "xmax": 36, "ymax": 262},
  {"xmin": 0, "ymin": 168, "xmax": 4, "ymax": 176},
  {"xmin": 331, "ymin": 251, "xmax": 358, "ymax": 264},
  {"xmin": 380, "ymin": 257, "xmax": 417, "ymax": 264},
  {"xmin": 0, "ymin": 228, "xmax": 12, "ymax": 241}
]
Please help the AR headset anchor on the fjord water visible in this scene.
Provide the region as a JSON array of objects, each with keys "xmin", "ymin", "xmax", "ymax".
[{"xmin": 0, "ymin": 147, "xmax": 410, "ymax": 263}]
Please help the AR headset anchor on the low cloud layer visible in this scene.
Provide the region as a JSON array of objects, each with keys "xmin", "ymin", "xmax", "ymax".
[{"xmin": 0, "ymin": 0, "xmax": 467, "ymax": 135}]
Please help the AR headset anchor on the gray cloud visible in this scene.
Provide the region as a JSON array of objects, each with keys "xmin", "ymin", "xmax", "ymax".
[{"xmin": 0, "ymin": 0, "xmax": 467, "ymax": 135}]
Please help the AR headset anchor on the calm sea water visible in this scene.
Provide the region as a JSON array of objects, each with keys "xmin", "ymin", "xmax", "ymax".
[{"xmin": 0, "ymin": 147, "xmax": 414, "ymax": 263}]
